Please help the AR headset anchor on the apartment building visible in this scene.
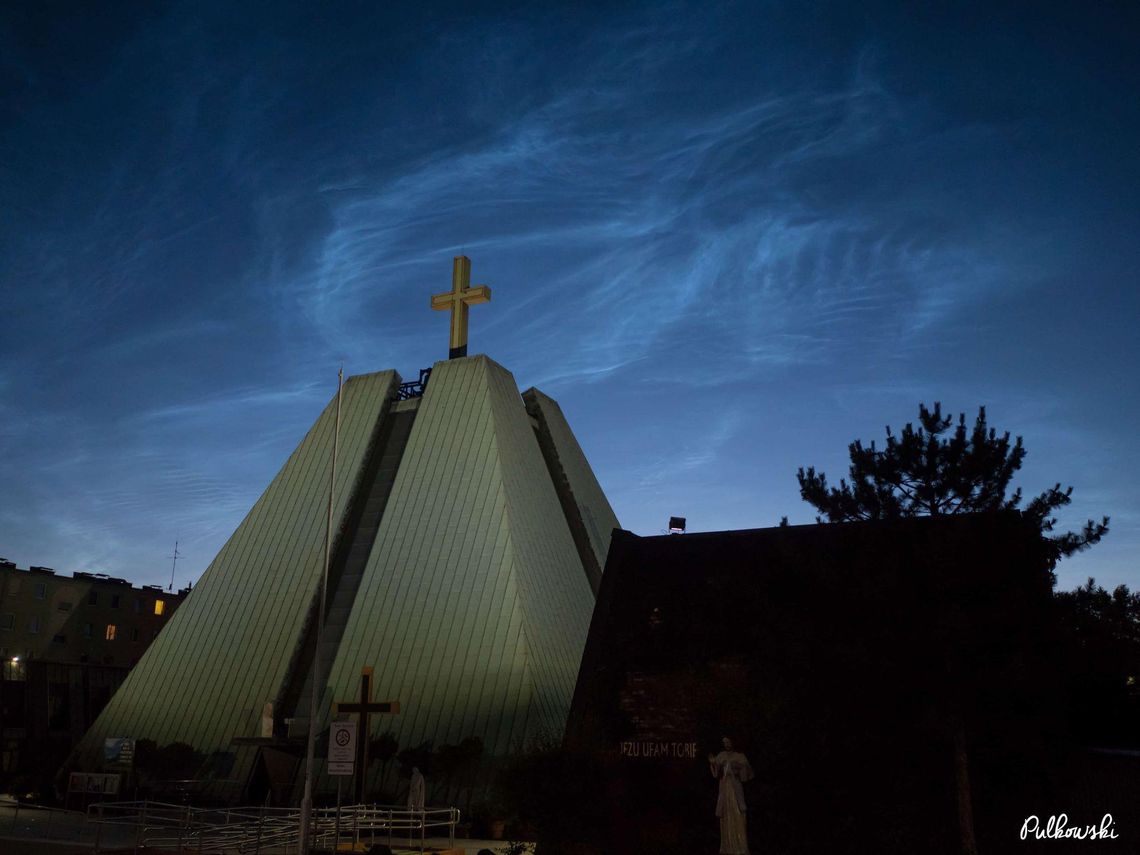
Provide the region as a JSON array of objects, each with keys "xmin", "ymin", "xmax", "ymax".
[
  {"xmin": 0, "ymin": 560, "xmax": 187, "ymax": 667},
  {"xmin": 0, "ymin": 559, "xmax": 189, "ymax": 792}
]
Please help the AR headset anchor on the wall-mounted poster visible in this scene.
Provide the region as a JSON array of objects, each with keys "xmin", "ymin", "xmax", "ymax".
[{"xmin": 68, "ymin": 772, "xmax": 121, "ymax": 796}]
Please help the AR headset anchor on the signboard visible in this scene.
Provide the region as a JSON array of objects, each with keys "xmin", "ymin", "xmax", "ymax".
[
  {"xmin": 103, "ymin": 737, "xmax": 135, "ymax": 767},
  {"xmin": 327, "ymin": 720, "xmax": 356, "ymax": 776}
]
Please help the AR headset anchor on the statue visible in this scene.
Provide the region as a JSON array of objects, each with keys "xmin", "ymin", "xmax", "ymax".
[
  {"xmin": 408, "ymin": 766, "xmax": 426, "ymax": 810},
  {"xmin": 709, "ymin": 737, "xmax": 753, "ymax": 854}
]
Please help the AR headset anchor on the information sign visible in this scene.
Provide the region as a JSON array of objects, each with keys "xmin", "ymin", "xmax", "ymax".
[{"xmin": 327, "ymin": 720, "xmax": 357, "ymax": 776}]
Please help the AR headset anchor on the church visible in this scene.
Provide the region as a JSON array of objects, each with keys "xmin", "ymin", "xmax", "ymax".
[{"xmin": 71, "ymin": 256, "xmax": 618, "ymax": 803}]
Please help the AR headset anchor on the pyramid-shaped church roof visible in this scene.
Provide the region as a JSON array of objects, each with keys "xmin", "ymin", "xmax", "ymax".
[{"xmin": 72, "ymin": 258, "xmax": 618, "ymax": 801}]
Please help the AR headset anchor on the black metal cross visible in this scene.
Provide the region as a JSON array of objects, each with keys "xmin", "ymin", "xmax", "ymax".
[{"xmin": 335, "ymin": 666, "xmax": 400, "ymax": 803}]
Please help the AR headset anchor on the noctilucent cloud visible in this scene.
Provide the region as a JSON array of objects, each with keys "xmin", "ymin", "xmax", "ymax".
[{"xmin": 2, "ymin": 3, "xmax": 1137, "ymax": 592}]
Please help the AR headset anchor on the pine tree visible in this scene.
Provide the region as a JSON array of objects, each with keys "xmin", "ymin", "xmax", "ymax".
[
  {"xmin": 798, "ymin": 404, "xmax": 1111, "ymax": 854},
  {"xmin": 796, "ymin": 402, "xmax": 1109, "ymax": 571}
]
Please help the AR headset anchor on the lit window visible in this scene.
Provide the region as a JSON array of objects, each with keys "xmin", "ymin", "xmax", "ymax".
[
  {"xmin": 34, "ymin": 583, "xmax": 46, "ymax": 600},
  {"xmin": 154, "ymin": 600, "xmax": 165, "ymax": 616},
  {"xmin": 3, "ymin": 660, "xmax": 25, "ymax": 682},
  {"xmin": 28, "ymin": 616, "xmax": 40, "ymax": 634},
  {"xmin": 0, "ymin": 614, "xmax": 13, "ymax": 631},
  {"xmin": 105, "ymin": 624, "xmax": 117, "ymax": 641}
]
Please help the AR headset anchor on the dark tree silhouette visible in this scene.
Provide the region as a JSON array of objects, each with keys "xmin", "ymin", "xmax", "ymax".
[
  {"xmin": 797, "ymin": 402, "xmax": 1111, "ymax": 855},
  {"xmin": 368, "ymin": 731, "xmax": 400, "ymax": 791},
  {"xmin": 796, "ymin": 402, "xmax": 1108, "ymax": 572},
  {"xmin": 1054, "ymin": 578, "xmax": 1140, "ymax": 746},
  {"xmin": 397, "ymin": 741, "xmax": 435, "ymax": 777},
  {"xmin": 434, "ymin": 736, "xmax": 483, "ymax": 807}
]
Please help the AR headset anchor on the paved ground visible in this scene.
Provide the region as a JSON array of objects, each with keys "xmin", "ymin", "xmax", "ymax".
[
  {"xmin": 0, "ymin": 799, "xmax": 133, "ymax": 848},
  {"xmin": 0, "ymin": 839, "xmax": 520, "ymax": 855},
  {"xmin": 0, "ymin": 842, "xmax": 105, "ymax": 855},
  {"xmin": 0, "ymin": 799, "xmax": 529, "ymax": 854}
]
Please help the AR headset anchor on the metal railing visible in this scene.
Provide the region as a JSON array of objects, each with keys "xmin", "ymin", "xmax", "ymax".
[
  {"xmin": 86, "ymin": 799, "xmax": 460, "ymax": 853},
  {"xmin": 397, "ymin": 368, "xmax": 432, "ymax": 400}
]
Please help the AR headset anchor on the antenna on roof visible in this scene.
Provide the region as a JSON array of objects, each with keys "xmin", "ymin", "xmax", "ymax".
[{"xmin": 168, "ymin": 540, "xmax": 182, "ymax": 592}]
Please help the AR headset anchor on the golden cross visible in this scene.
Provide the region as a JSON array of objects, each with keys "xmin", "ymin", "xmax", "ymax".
[{"xmin": 430, "ymin": 255, "xmax": 491, "ymax": 359}]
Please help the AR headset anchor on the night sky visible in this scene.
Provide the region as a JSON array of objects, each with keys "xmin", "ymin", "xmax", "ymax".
[{"xmin": 2, "ymin": 2, "xmax": 1137, "ymax": 592}]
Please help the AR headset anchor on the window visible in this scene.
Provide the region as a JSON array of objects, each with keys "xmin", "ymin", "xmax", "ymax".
[
  {"xmin": 3, "ymin": 660, "xmax": 25, "ymax": 682},
  {"xmin": 110, "ymin": 594, "xmax": 120, "ymax": 609},
  {"xmin": 83, "ymin": 622, "xmax": 94, "ymax": 639},
  {"xmin": 87, "ymin": 590, "xmax": 98, "ymax": 606},
  {"xmin": 130, "ymin": 627, "xmax": 139, "ymax": 642},
  {"xmin": 52, "ymin": 634, "xmax": 66, "ymax": 644},
  {"xmin": 134, "ymin": 598, "xmax": 142, "ymax": 613},
  {"xmin": 105, "ymin": 624, "xmax": 117, "ymax": 641},
  {"xmin": 154, "ymin": 600, "xmax": 165, "ymax": 616},
  {"xmin": 7, "ymin": 578, "xmax": 19, "ymax": 595},
  {"xmin": 34, "ymin": 582, "xmax": 47, "ymax": 600},
  {"xmin": 28, "ymin": 616, "xmax": 40, "ymax": 634},
  {"xmin": 58, "ymin": 601, "xmax": 72, "ymax": 612},
  {"xmin": 0, "ymin": 614, "xmax": 13, "ymax": 631}
]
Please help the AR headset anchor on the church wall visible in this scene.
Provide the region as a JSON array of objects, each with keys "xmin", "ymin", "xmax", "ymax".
[
  {"xmin": 318, "ymin": 356, "xmax": 595, "ymax": 797},
  {"xmin": 68, "ymin": 352, "xmax": 612, "ymax": 806},
  {"xmin": 484, "ymin": 368, "xmax": 595, "ymax": 741},
  {"xmin": 523, "ymin": 387, "xmax": 620, "ymax": 592},
  {"xmin": 69, "ymin": 371, "xmax": 398, "ymax": 783},
  {"xmin": 323, "ymin": 357, "xmax": 534, "ymax": 776}
]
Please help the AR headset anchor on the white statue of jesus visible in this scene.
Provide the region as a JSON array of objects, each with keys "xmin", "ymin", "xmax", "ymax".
[
  {"xmin": 408, "ymin": 766, "xmax": 425, "ymax": 810},
  {"xmin": 709, "ymin": 737, "xmax": 753, "ymax": 855}
]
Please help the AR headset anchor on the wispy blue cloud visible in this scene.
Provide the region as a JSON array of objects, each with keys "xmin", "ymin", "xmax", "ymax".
[
  {"xmin": 0, "ymin": 2, "xmax": 1136, "ymax": 592},
  {"xmin": 278, "ymin": 43, "xmax": 1055, "ymax": 402}
]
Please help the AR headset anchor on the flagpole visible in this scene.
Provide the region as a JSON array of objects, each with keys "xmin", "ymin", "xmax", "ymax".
[{"xmin": 299, "ymin": 366, "xmax": 344, "ymax": 854}]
